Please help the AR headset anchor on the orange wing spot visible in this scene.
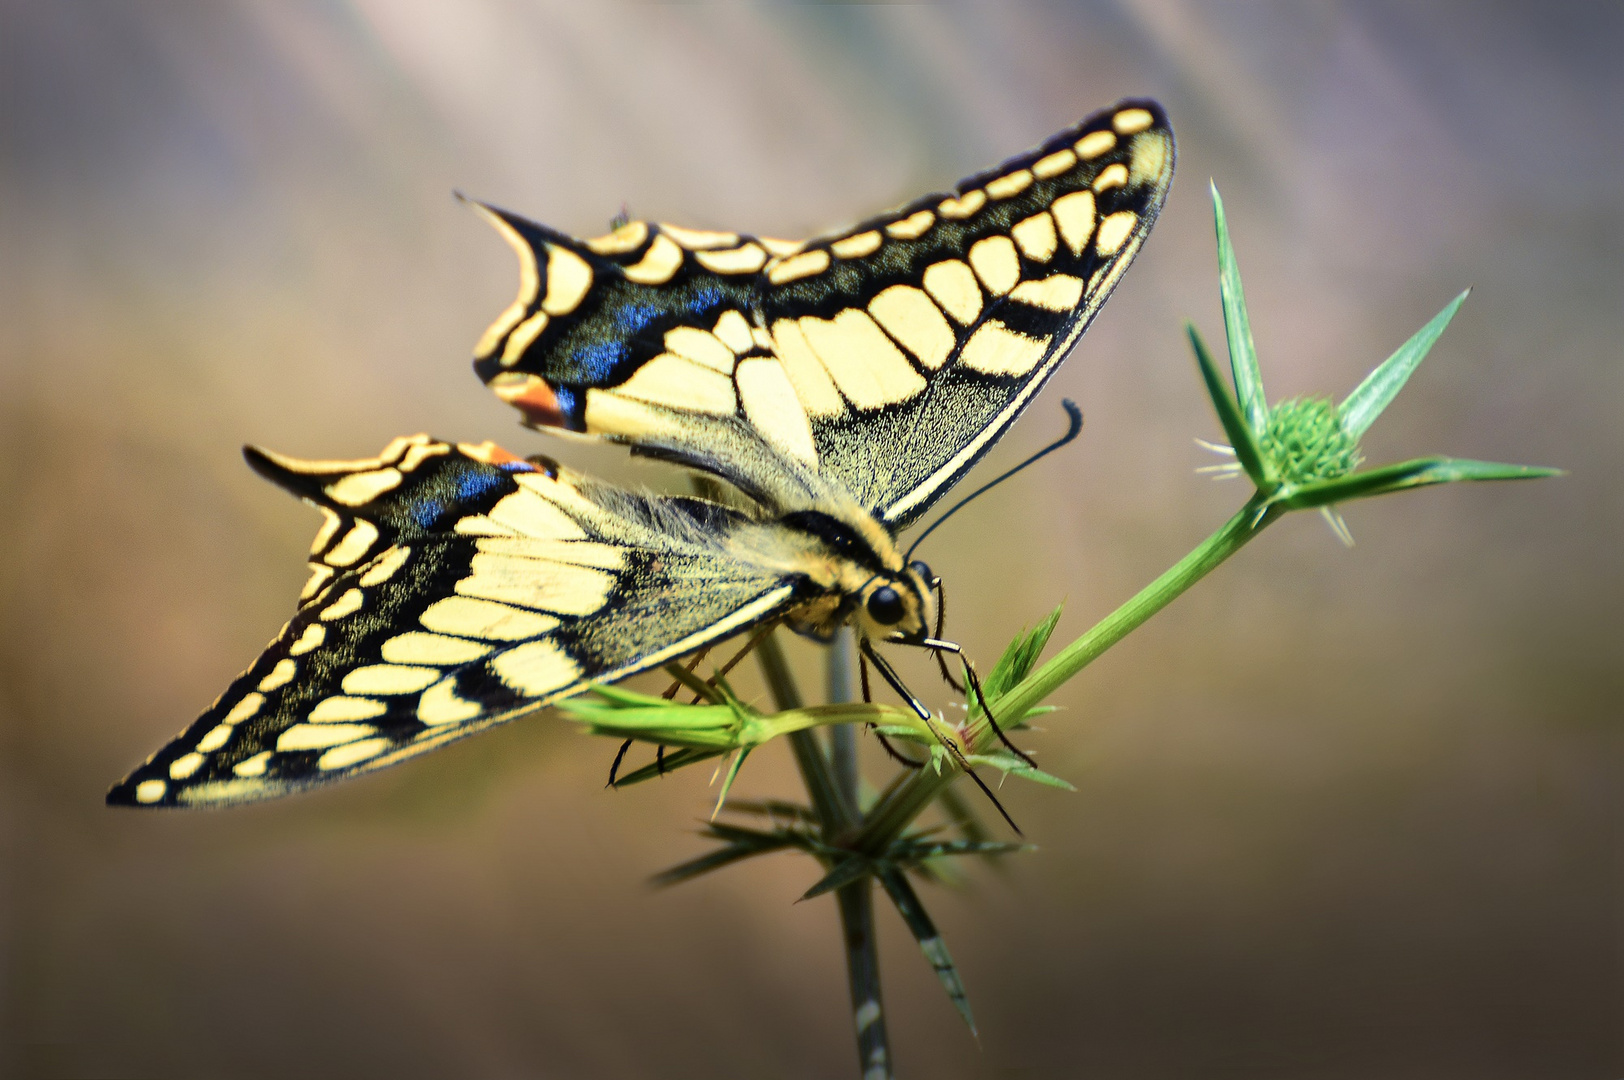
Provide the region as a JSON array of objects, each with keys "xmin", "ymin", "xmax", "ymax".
[
  {"xmin": 490, "ymin": 373, "xmax": 568, "ymax": 428},
  {"xmin": 458, "ymin": 441, "xmax": 527, "ymax": 466}
]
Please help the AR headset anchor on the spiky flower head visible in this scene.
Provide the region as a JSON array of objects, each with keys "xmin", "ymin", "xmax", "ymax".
[{"xmin": 1260, "ymin": 397, "xmax": 1363, "ymax": 487}]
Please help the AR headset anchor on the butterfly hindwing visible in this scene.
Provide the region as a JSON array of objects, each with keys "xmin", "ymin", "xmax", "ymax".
[
  {"xmin": 472, "ymin": 100, "xmax": 1174, "ymax": 527},
  {"xmin": 106, "ymin": 436, "xmax": 797, "ymax": 807}
]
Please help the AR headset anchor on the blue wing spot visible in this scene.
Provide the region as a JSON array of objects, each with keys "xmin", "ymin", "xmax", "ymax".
[
  {"xmin": 614, "ymin": 302, "xmax": 663, "ymax": 336},
  {"xmin": 685, "ymin": 284, "xmax": 723, "ymax": 317},
  {"xmin": 553, "ymin": 386, "xmax": 583, "ymax": 426},
  {"xmin": 571, "ymin": 341, "xmax": 628, "ymax": 383},
  {"xmin": 410, "ymin": 499, "xmax": 444, "ymax": 528},
  {"xmin": 455, "ymin": 469, "xmax": 507, "ymax": 502}
]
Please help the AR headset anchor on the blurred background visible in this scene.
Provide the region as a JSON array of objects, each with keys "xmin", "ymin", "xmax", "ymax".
[{"xmin": 2, "ymin": 2, "xmax": 1619, "ymax": 1077}]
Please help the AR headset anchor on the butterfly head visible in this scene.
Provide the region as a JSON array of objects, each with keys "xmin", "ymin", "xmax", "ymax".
[{"xmin": 858, "ymin": 559, "xmax": 937, "ymax": 643}]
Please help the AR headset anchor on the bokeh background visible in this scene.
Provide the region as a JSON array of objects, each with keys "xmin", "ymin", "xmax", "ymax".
[{"xmin": 3, "ymin": 3, "xmax": 1620, "ymax": 1077}]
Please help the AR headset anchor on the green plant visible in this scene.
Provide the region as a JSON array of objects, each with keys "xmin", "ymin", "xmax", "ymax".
[{"xmin": 556, "ymin": 184, "xmax": 1558, "ymax": 1078}]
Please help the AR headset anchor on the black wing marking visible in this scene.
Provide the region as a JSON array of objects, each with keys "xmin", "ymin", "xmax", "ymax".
[{"xmin": 107, "ymin": 436, "xmax": 797, "ymax": 807}]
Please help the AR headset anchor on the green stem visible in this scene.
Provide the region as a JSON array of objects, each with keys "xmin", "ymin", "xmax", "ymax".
[
  {"xmin": 755, "ymin": 631, "xmax": 892, "ymax": 1080},
  {"xmin": 855, "ymin": 496, "xmax": 1282, "ymax": 854}
]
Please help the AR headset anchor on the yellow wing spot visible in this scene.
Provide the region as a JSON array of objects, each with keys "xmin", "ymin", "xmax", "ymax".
[
  {"xmin": 457, "ymin": 552, "xmax": 616, "ymax": 616},
  {"xmin": 299, "ymin": 564, "xmax": 335, "ymax": 602},
  {"xmin": 419, "ymin": 596, "xmax": 559, "ymax": 640},
  {"xmin": 1010, "ymin": 273, "xmax": 1085, "ymax": 312},
  {"xmin": 1094, "ymin": 210, "xmax": 1138, "ymax": 255},
  {"xmin": 622, "ymin": 234, "xmax": 684, "ymax": 284},
  {"xmin": 469, "ymin": 204, "xmax": 541, "ymax": 360},
  {"xmin": 223, "ymin": 693, "xmax": 265, "ymax": 726},
  {"xmin": 800, "ymin": 310, "xmax": 926, "ymax": 410},
  {"xmin": 583, "ymin": 390, "xmax": 679, "ymax": 442},
  {"xmin": 487, "ymin": 490, "xmax": 588, "ymax": 541},
  {"xmin": 736, "ymin": 357, "xmax": 818, "ymax": 467},
  {"xmin": 511, "ymin": 472, "xmax": 603, "ymax": 521},
  {"xmin": 287, "ymin": 620, "xmax": 324, "ymax": 652},
  {"xmin": 831, "ymin": 231, "xmax": 882, "ymax": 259},
  {"xmin": 1092, "ymin": 163, "xmax": 1128, "ymax": 192},
  {"xmin": 614, "ymin": 354, "xmax": 738, "ymax": 415},
  {"xmin": 751, "ymin": 325, "xmax": 773, "ymax": 351},
  {"xmin": 324, "ymin": 520, "xmax": 379, "ymax": 567},
  {"xmin": 968, "ymin": 235, "xmax": 1020, "ymax": 296},
  {"xmin": 399, "ymin": 441, "xmax": 451, "ymax": 473},
  {"xmin": 1130, "ymin": 130, "xmax": 1171, "ymax": 188},
  {"xmin": 383, "ymin": 632, "xmax": 493, "ymax": 666},
  {"xmin": 960, "ymin": 320, "xmax": 1051, "ymax": 376},
  {"xmin": 1113, "ymin": 108, "xmax": 1154, "ymax": 135},
  {"xmin": 308, "ymin": 696, "xmax": 389, "ymax": 723},
  {"xmin": 257, "ymin": 658, "xmax": 297, "ymax": 693},
  {"xmin": 712, "ymin": 310, "xmax": 755, "ymax": 354},
  {"xmin": 769, "ymin": 319, "xmax": 845, "ymax": 418},
  {"xmin": 1011, "ymin": 211, "xmax": 1058, "ymax": 263},
  {"xmin": 492, "ymin": 638, "xmax": 581, "ymax": 697},
  {"xmin": 501, "ymin": 311, "xmax": 549, "ymax": 368},
  {"xmin": 758, "ymin": 237, "xmax": 803, "ymax": 257},
  {"xmin": 585, "ymin": 219, "xmax": 648, "ymax": 255},
  {"xmin": 868, "ymin": 285, "xmax": 956, "ymax": 371},
  {"xmin": 694, "ymin": 243, "xmax": 767, "ymax": 275},
  {"xmin": 196, "ymin": 723, "xmax": 233, "ymax": 753},
  {"xmin": 317, "ymin": 737, "xmax": 392, "ymax": 772},
  {"xmin": 418, "ymin": 676, "xmax": 483, "ymax": 726},
  {"xmin": 541, "ymin": 245, "xmax": 593, "ymax": 315},
  {"xmin": 279, "ymin": 722, "xmax": 378, "ymax": 750},
  {"xmin": 1051, "ymin": 190, "xmax": 1097, "ymax": 255},
  {"xmin": 320, "ymin": 588, "xmax": 364, "ymax": 622},
  {"xmin": 169, "ymin": 752, "xmax": 205, "ymax": 780},
  {"xmin": 664, "ymin": 327, "xmax": 737, "ymax": 373},
  {"xmin": 310, "ymin": 508, "xmax": 342, "ymax": 555},
  {"xmin": 234, "ymin": 751, "xmax": 272, "ymax": 778},
  {"xmin": 474, "ymin": 537, "xmax": 625, "ymax": 569},
  {"xmin": 1032, "ymin": 149, "xmax": 1077, "ymax": 179},
  {"xmin": 985, "ymin": 170, "xmax": 1033, "ymax": 200},
  {"xmin": 885, "ymin": 210, "xmax": 934, "ymax": 239},
  {"xmin": 767, "ymin": 249, "xmax": 831, "ymax": 285},
  {"xmin": 135, "ymin": 779, "xmax": 167, "ymax": 803},
  {"xmin": 938, "ymin": 190, "xmax": 986, "ymax": 219},
  {"xmin": 379, "ymin": 435, "xmax": 432, "ymax": 464},
  {"xmin": 358, "ymin": 545, "xmax": 411, "ymax": 588},
  {"xmin": 1075, "ymin": 129, "xmax": 1116, "ymax": 159},
  {"xmin": 922, "ymin": 259, "xmax": 984, "ymax": 325},
  {"xmin": 659, "ymin": 223, "xmax": 739, "ymax": 250},
  {"xmin": 342, "ymin": 664, "xmax": 441, "ymax": 696},
  {"xmin": 453, "ymin": 515, "xmax": 517, "ymax": 537},
  {"xmin": 325, "ymin": 468, "xmax": 403, "ymax": 507}
]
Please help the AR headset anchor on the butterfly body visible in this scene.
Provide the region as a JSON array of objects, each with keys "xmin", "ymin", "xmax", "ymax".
[{"xmin": 108, "ymin": 100, "xmax": 1173, "ymax": 807}]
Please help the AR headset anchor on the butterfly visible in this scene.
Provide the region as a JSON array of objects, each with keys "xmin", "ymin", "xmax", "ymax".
[{"xmin": 108, "ymin": 100, "xmax": 1174, "ymax": 808}]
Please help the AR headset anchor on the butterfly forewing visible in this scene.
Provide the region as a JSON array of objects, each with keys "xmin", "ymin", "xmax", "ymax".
[
  {"xmin": 473, "ymin": 100, "xmax": 1173, "ymax": 527},
  {"xmin": 107, "ymin": 437, "xmax": 796, "ymax": 807}
]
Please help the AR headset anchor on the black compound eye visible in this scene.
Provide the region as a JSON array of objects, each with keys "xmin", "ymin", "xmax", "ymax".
[
  {"xmin": 909, "ymin": 560, "xmax": 936, "ymax": 586},
  {"xmin": 866, "ymin": 585, "xmax": 906, "ymax": 625}
]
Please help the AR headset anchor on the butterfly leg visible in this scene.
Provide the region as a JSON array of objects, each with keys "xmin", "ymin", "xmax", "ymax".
[
  {"xmin": 856, "ymin": 647, "xmax": 922, "ymax": 767},
  {"xmin": 920, "ymin": 638, "xmax": 1038, "ymax": 769},
  {"xmin": 929, "ymin": 579, "xmax": 965, "ymax": 693},
  {"xmin": 860, "ymin": 637, "xmax": 1021, "ymax": 835},
  {"xmin": 607, "ymin": 739, "xmax": 635, "ymax": 788},
  {"xmin": 696, "ymin": 621, "xmax": 778, "ymax": 702},
  {"xmin": 662, "ymin": 645, "xmax": 714, "ymax": 699}
]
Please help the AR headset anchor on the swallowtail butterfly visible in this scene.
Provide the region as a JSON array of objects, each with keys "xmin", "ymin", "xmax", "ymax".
[{"xmin": 109, "ymin": 100, "xmax": 1174, "ymax": 807}]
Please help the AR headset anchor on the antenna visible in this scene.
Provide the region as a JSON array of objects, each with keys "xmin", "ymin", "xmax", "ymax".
[{"xmin": 905, "ymin": 399, "xmax": 1084, "ymax": 560}]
